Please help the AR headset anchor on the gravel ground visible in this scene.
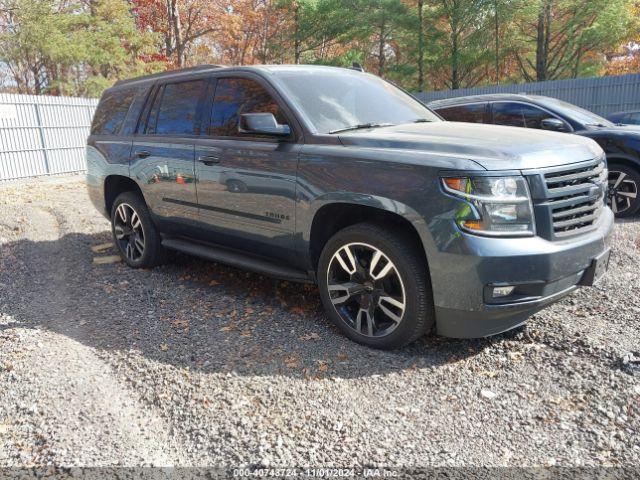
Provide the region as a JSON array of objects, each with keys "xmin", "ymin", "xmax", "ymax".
[{"xmin": 0, "ymin": 174, "xmax": 638, "ymax": 469}]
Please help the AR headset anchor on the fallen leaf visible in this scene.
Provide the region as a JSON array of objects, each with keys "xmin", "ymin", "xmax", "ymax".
[
  {"xmin": 172, "ymin": 318, "xmax": 189, "ymax": 330},
  {"xmin": 317, "ymin": 361, "xmax": 329, "ymax": 372},
  {"xmin": 507, "ymin": 351, "xmax": 523, "ymax": 361},
  {"xmin": 208, "ymin": 279, "xmax": 221, "ymax": 286},
  {"xmin": 336, "ymin": 353, "xmax": 349, "ymax": 362},
  {"xmin": 299, "ymin": 332, "xmax": 320, "ymax": 341},
  {"xmin": 159, "ymin": 343, "xmax": 169, "ymax": 351},
  {"xmin": 289, "ymin": 306, "xmax": 305, "ymax": 315},
  {"xmin": 283, "ymin": 355, "xmax": 298, "ymax": 368}
]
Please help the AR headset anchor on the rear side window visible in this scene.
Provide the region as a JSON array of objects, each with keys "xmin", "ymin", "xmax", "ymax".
[
  {"xmin": 437, "ymin": 103, "xmax": 486, "ymax": 123},
  {"xmin": 209, "ymin": 78, "xmax": 287, "ymax": 137},
  {"xmin": 147, "ymin": 80, "xmax": 205, "ymax": 135},
  {"xmin": 492, "ymin": 102, "xmax": 549, "ymax": 129},
  {"xmin": 91, "ymin": 88, "xmax": 137, "ymax": 135}
]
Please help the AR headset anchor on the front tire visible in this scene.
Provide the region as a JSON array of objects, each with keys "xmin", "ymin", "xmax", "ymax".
[
  {"xmin": 317, "ymin": 223, "xmax": 434, "ymax": 349},
  {"xmin": 608, "ymin": 164, "xmax": 640, "ymax": 217},
  {"xmin": 111, "ymin": 192, "xmax": 165, "ymax": 268}
]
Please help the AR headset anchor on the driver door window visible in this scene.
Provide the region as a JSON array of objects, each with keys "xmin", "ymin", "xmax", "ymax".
[
  {"xmin": 492, "ymin": 102, "xmax": 550, "ymax": 129},
  {"xmin": 209, "ymin": 78, "xmax": 288, "ymax": 137}
]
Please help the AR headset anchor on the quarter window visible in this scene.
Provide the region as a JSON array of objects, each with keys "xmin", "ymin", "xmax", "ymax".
[
  {"xmin": 492, "ymin": 102, "xmax": 550, "ymax": 129},
  {"xmin": 147, "ymin": 80, "xmax": 205, "ymax": 135},
  {"xmin": 209, "ymin": 78, "xmax": 287, "ymax": 137},
  {"xmin": 91, "ymin": 87, "xmax": 137, "ymax": 135},
  {"xmin": 437, "ymin": 104, "xmax": 486, "ymax": 123}
]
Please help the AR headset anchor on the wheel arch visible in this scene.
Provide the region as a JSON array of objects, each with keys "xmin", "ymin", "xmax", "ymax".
[
  {"xmin": 606, "ymin": 153, "xmax": 640, "ymax": 171},
  {"xmin": 104, "ymin": 175, "xmax": 145, "ymax": 216},
  {"xmin": 305, "ymin": 198, "xmax": 432, "ymax": 275}
]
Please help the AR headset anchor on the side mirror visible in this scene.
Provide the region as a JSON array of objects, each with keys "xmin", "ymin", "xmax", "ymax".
[
  {"xmin": 541, "ymin": 118, "xmax": 567, "ymax": 132},
  {"xmin": 239, "ymin": 113, "xmax": 291, "ymax": 136}
]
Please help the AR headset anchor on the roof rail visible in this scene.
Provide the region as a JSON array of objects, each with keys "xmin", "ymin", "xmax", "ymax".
[{"xmin": 113, "ymin": 64, "xmax": 225, "ymax": 87}]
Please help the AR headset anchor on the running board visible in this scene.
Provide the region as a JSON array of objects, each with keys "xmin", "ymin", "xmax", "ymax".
[{"xmin": 161, "ymin": 237, "xmax": 312, "ymax": 283}]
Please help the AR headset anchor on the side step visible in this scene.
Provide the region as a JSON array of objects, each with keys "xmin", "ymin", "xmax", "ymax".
[{"xmin": 161, "ymin": 237, "xmax": 312, "ymax": 283}]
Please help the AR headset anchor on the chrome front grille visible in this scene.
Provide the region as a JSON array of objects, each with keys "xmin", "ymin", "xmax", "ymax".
[
  {"xmin": 545, "ymin": 161, "xmax": 606, "ymax": 191},
  {"xmin": 526, "ymin": 157, "xmax": 607, "ymax": 240}
]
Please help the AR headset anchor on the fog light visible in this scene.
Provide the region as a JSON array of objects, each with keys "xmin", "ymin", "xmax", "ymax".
[{"xmin": 493, "ymin": 286, "xmax": 515, "ymax": 298}]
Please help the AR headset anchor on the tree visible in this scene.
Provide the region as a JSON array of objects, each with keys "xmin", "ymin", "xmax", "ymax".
[
  {"xmin": 357, "ymin": 0, "xmax": 412, "ymax": 77},
  {"xmin": 512, "ymin": 0, "xmax": 634, "ymax": 82},
  {"xmin": 132, "ymin": 0, "xmax": 225, "ymax": 67},
  {"xmin": 604, "ymin": 1, "xmax": 640, "ymax": 76},
  {"xmin": 428, "ymin": 0, "xmax": 495, "ymax": 89},
  {"xmin": 0, "ymin": 0, "xmax": 161, "ymax": 96},
  {"xmin": 274, "ymin": 0, "xmax": 360, "ymax": 64}
]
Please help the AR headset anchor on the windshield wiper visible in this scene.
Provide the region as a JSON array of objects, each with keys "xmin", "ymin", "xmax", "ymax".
[
  {"xmin": 412, "ymin": 118, "xmax": 432, "ymax": 123},
  {"xmin": 329, "ymin": 122, "xmax": 395, "ymax": 134},
  {"xmin": 586, "ymin": 123, "xmax": 608, "ymax": 128}
]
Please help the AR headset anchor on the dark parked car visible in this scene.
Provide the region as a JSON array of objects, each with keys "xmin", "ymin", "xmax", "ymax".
[
  {"xmin": 430, "ymin": 94, "xmax": 640, "ymax": 217},
  {"xmin": 607, "ymin": 110, "xmax": 640, "ymax": 126},
  {"xmin": 87, "ymin": 66, "xmax": 613, "ymax": 349}
]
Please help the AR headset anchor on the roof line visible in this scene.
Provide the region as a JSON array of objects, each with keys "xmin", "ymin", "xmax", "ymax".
[{"xmin": 113, "ymin": 64, "xmax": 225, "ymax": 88}]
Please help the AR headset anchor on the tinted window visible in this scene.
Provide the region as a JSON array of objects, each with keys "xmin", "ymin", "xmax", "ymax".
[
  {"xmin": 91, "ymin": 87, "xmax": 137, "ymax": 135},
  {"xmin": 535, "ymin": 97, "xmax": 613, "ymax": 127},
  {"xmin": 148, "ymin": 80, "xmax": 205, "ymax": 135},
  {"xmin": 210, "ymin": 78, "xmax": 287, "ymax": 137},
  {"xmin": 437, "ymin": 104, "xmax": 486, "ymax": 123},
  {"xmin": 626, "ymin": 112, "xmax": 640, "ymax": 125},
  {"xmin": 492, "ymin": 102, "xmax": 549, "ymax": 129}
]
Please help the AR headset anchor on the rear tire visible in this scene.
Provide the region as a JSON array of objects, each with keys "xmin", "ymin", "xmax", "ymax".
[
  {"xmin": 111, "ymin": 191, "xmax": 165, "ymax": 268},
  {"xmin": 608, "ymin": 163, "xmax": 640, "ymax": 217},
  {"xmin": 317, "ymin": 223, "xmax": 434, "ymax": 349}
]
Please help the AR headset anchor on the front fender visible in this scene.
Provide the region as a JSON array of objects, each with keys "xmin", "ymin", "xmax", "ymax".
[{"xmin": 294, "ymin": 192, "xmax": 437, "ymax": 278}]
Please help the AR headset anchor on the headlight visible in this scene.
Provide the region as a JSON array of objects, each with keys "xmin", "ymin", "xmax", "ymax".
[{"xmin": 441, "ymin": 175, "xmax": 535, "ymax": 236}]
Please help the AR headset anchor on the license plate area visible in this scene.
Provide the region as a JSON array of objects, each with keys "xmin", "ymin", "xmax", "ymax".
[{"xmin": 580, "ymin": 248, "xmax": 611, "ymax": 286}]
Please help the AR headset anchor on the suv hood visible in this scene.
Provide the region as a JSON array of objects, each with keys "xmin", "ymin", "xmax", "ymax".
[{"xmin": 338, "ymin": 121, "xmax": 603, "ymax": 170}]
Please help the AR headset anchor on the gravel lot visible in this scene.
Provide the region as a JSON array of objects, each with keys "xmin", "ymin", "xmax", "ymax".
[{"xmin": 0, "ymin": 174, "xmax": 638, "ymax": 469}]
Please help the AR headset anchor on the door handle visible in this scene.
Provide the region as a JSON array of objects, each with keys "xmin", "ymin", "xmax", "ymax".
[
  {"xmin": 198, "ymin": 155, "xmax": 221, "ymax": 165},
  {"xmin": 136, "ymin": 150, "xmax": 151, "ymax": 159}
]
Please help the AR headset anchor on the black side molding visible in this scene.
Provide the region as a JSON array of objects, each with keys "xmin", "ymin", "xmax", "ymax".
[{"xmin": 161, "ymin": 237, "xmax": 312, "ymax": 283}]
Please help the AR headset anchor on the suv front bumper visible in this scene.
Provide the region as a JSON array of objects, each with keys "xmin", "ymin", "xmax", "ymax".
[{"xmin": 432, "ymin": 208, "xmax": 614, "ymax": 338}]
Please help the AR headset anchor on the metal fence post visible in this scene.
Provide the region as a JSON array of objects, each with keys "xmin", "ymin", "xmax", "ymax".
[{"xmin": 33, "ymin": 101, "xmax": 50, "ymax": 175}]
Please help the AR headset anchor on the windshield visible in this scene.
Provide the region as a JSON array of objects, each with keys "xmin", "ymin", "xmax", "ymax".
[
  {"xmin": 273, "ymin": 68, "xmax": 440, "ymax": 134},
  {"xmin": 537, "ymin": 97, "xmax": 614, "ymax": 127}
]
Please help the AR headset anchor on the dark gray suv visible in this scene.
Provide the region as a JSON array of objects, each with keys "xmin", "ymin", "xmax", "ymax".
[{"xmin": 87, "ymin": 65, "xmax": 613, "ymax": 349}]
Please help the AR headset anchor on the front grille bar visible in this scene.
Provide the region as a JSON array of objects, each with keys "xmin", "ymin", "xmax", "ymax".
[
  {"xmin": 545, "ymin": 163, "xmax": 604, "ymax": 186},
  {"xmin": 552, "ymin": 202, "xmax": 599, "ymax": 219},
  {"xmin": 526, "ymin": 156, "xmax": 607, "ymax": 240}
]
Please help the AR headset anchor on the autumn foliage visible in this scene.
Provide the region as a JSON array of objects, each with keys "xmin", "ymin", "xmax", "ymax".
[{"xmin": 0, "ymin": 0, "xmax": 639, "ymax": 96}]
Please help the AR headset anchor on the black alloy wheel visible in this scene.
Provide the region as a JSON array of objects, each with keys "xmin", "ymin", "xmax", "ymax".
[
  {"xmin": 607, "ymin": 165, "xmax": 640, "ymax": 217},
  {"xmin": 317, "ymin": 223, "xmax": 434, "ymax": 349},
  {"xmin": 326, "ymin": 242, "xmax": 406, "ymax": 338},
  {"xmin": 113, "ymin": 202, "xmax": 146, "ymax": 262},
  {"xmin": 110, "ymin": 191, "xmax": 166, "ymax": 268}
]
